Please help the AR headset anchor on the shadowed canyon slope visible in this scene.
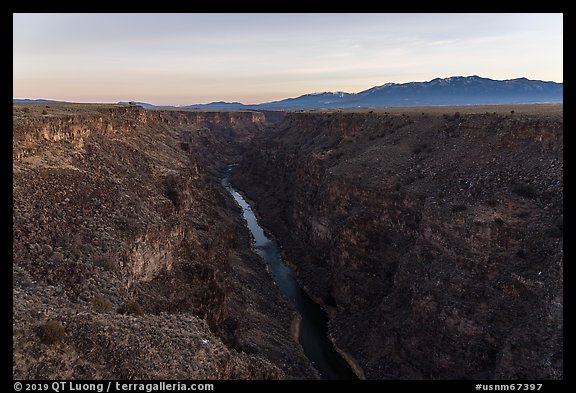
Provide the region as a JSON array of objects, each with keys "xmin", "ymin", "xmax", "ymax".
[
  {"xmin": 231, "ymin": 105, "xmax": 563, "ymax": 379},
  {"xmin": 13, "ymin": 103, "xmax": 562, "ymax": 380}
]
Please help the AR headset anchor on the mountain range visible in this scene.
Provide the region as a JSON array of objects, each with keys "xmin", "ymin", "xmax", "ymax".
[
  {"xmin": 14, "ymin": 76, "xmax": 563, "ymax": 110},
  {"xmin": 12, "ymin": 98, "xmax": 60, "ymax": 103}
]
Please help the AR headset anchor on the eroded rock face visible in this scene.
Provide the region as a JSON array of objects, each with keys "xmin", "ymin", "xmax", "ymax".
[
  {"xmin": 13, "ymin": 104, "xmax": 314, "ymax": 380},
  {"xmin": 232, "ymin": 108, "xmax": 563, "ymax": 379}
]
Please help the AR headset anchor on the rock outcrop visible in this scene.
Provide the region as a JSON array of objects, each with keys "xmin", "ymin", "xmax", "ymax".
[{"xmin": 232, "ymin": 107, "xmax": 563, "ymax": 379}]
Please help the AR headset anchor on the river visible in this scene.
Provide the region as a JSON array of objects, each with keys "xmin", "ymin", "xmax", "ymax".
[{"xmin": 221, "ymin": 165, "xmax": 358, "ymax": 380}]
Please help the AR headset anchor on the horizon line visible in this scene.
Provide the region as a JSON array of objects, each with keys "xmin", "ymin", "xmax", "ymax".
[{"xmin": 13, "ymin": 74, "xmax": 564, "ymax": 108}]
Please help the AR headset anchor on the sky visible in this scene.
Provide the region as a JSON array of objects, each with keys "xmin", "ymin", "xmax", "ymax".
[{"xmin": 13, "ymin": 13, "xmax": 563, "ymax": 106}]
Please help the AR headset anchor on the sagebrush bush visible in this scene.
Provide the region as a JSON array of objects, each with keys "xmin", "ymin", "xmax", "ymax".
[
  {"xmin": 494, "ymin": 217, "xmax": 505, "ymax": 226},
  {"xmin": 92, "ymin": 294, "xmax": 113, "ymax": 313},
  {"xmin": 486, "ymin": 198, "xmax": 498, "ymax": 207},
  {"xmin": 115, "ymin": 216, "xmax": 140, "ymax": 236},
  {"xmin": 93, "ymin": 255, "xmax": 117, "ymax": 271},
  {"xmin": 512, "ymin": 183, "xmax": 538, "ymax": 198},
  {"xmin": 412, "ymin": 143, "xmax": 429, "ymax": 155},
  {"xmin": 451, "ymin": 204, "xmax": 467, "ymax": 213},
  {"xmin": 118, "ymin": 300, "xmax": 144, "ymax": 316},
  {"xmin": 163, "ymin": 174, "xmax": 182, "ymax": 208},
  {"xmin": 40, "ymin": 320, "xmax": 65, "ymax": 345},
  {"xmin": 29, "ymin": 307, "xmax": 41, "ymax": 318}
]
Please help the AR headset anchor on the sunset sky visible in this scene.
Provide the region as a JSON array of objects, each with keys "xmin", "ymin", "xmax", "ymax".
[{"xmin": 13, "ymin": 13, "xmax": 563, "ymax": 106}]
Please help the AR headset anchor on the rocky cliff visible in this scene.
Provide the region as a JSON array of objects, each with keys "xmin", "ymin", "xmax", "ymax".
[
  {"xmin": 13, "ymin": 103, "xmax": 563, "ymax": 380},
  {"xmin": 232, "ymin": 106, "xmax": 563, "ymax": 379},
  {"xmin": 13, "ymin": 103, "xmax": 314, "ymax": 379}
]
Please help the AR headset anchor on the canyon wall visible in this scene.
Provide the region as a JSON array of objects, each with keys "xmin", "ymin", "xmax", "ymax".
[
  {"xmin": 13, "ymin": 103, "xmax": 563, "ymax": 380},
  {"xmin": 13, "ymin": 104, "xmax": 314, "ymax": 379},
  {"xmin": 232, "ymin": 108, "xmax": 563, "ymax": 379}
]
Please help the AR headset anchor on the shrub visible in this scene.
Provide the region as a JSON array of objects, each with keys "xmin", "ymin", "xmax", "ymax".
[
  {"xmin": 115, "ymin": 215, "xmax": 140, "ymax": 236},
  {"xmin": 22, "ymin": 107, "xmax": 30, "ymax": 113},
  {"xmin": 92, "ymin": 294, "xmax": 113, "ymax": 313},
  {"xmin": 40, "ymin": 320, "xmax": 65, "ymax": 345},
  {"xmin": 512, "ymin": 183, "xmax": 538, "ymax": 198},
  {"xmin": 451, "ymin": 204, "xmax": 467, "ymax": 212},
  {"xmin": 514, "ymin": 210, "xmax": 531, "ymax": 219},
  {"xmin": 163, "ymin": 174, "xmax": 181, "ymax": 208},
  {"xmin": 403, "ymin": 175, "xmax": 415, "ymax": 185},
  {"xmin": 494, "ymin": 217, "xmax": 505, "ymax": 226},
  {"xmin": 80, "ymin": 243, "xmax": 93, "ymax": 255},
  {"xmin": 546, "ymin": 217, "xmax": 563, "ymax": 238},
  {"xmin": 29, "ymin": 307, "xmax": 41, "ymax": 318},
  {"xmin": 412, "ymin": 143, "xmax": 429, "ymax": 155},
  {"xmin": 69, "ymin": 242, "xmax": 83, "ymax": 259},
  {"xmin": 93, "ymin": 255, "xmax": 117, "ymax": 271},
  {"xmin": 118, "ymin": 300, "xmax": 144, "ymax": 316},
  {"xmin": 55, "ymin": 232, "xmax": 72, "ymax": 249},
  {"xmin": 556, "ymin": 217, "xmax": 563, "ymax": 232},
  {"xmin": 486, "ymin": 198, "xmax": 498, "ymax": 207}
]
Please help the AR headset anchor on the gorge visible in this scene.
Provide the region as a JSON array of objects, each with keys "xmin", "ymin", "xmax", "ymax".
[
  {"xmin": 13, "ymin": 103, "xmax": 563, "ymax": 380},
  {"xmin": 222, "ymin": 165, "xmax": 358, "ymax": 379}
]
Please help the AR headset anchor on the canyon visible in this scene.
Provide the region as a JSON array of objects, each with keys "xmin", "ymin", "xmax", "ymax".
[{"xmin": 13, "ymin": 103, "xmax": 563, "ymax": 380}]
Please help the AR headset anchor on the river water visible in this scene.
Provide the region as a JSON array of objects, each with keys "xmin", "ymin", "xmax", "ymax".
[{"xmin": 221, "ymin": 165, "xmax": 357, "ymax": 380}]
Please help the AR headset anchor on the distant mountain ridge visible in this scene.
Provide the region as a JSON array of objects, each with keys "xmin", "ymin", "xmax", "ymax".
[
  {"xmin": 117, "ymin": 101, "xmax": 159, "ymax": 108},
  {"xmin": 13, "ymin": 98, "xmax": 61, "ymax": 103},
  {"xmin": 184, "ymin": 75, "xmax": 562, "ymax": 110},
  {"xmin": 14, "ymin": 76, "xmax": 563, "ymax": 110}
]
